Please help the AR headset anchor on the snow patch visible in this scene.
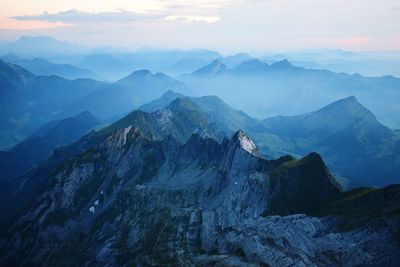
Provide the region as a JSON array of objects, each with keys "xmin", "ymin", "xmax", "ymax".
[
  {"xmin": 238, "ymin": 133, "xmax": 258, "ymax": 155},
  {"xmin": 94, "ymin": 200, "xmax": 99, "ymax": 206},
  {"xmin": 89, "ymin": 206, "xmax": 95, "ymax": 213}
]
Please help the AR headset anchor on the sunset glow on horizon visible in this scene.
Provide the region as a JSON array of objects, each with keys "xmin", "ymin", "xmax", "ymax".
[{"xmin": 0, "ymin": 0, "xmax": 399, "ymax": 52}]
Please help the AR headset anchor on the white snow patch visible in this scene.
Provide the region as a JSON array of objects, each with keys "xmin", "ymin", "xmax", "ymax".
[
  {"xmin": 94, "ymin": 200, "xmax": 99, "ymax": 206},
  {"xmin": 239, "ymin": 133, "xmax": 258, "ymax": 155},
  {"xmin": 89, "ymin": 206, "xmax": 95, "ymax": 213},
  {"xmin": 100, "ymin": 190, "xmax": 104, "ymax": 195},
  {"xmin": 234, "ymin": 182, "xmax": 238, "ymax": 185}
]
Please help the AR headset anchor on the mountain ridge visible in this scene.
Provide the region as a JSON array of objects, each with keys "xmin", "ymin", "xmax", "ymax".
[
  {"xmin": 136, "ymin": 91, "xmax": 400, "ymax": 187},
  {"xmin": 0, "ymin": 93, "xmax": 399, "ymax": 266}
]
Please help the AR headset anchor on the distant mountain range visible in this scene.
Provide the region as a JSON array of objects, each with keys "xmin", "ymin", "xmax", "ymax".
[
  {"xmin": 1, "ymin": 56, "xmax": 399, "ymax": 187},
  {"xmin": 0, "ymin": 36, "xmax": 91, "ymax": 64},
  {"xmin": 0, "ymin": 111, "xmax": 100, "ymax": 184},
  {"xmin": 0, "ymin": 60, "xmax": 189, "ymax": 149},
  {"xmin": 2, "ymin": 36, "xmax": 400, "ymax": 78},
  {"xmin": 59, "ymin": 69, "xmax": 191, "ymax": 120},
  {"xmin": 1, "ymin": 54, "xmax": 98, "ymax": 80},
  {"xmin": 180, "ymin": 58, "xmax": 400, "ymax": 129},
  {"xmin": 0, "ymin": 59, "xmax": 105, "ymax": 148},
  {"xmin": 262, "ymin": 49, "xmax": 400, "ymax": 77},
  {"xmin": 0, "ymin": 95, "xmax": 398, "ymax": 266},
  {"xmin": 79, "ymin": 48, "xmax": 222, "ymax": 80}
]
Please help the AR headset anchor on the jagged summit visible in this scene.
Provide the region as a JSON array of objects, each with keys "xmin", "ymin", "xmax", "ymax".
[
  {"xmin": 326, "ymin": 95, "xmax": 359, "ymax": 107},
  {"xmin": 269, "ymin": 59, "xmax": 303, "ymax": 72},
  {"xmin": 74, "ymin": 110, "xmax": 98, "ymax": 120},
  {"xmin": 233, "ymin": 59, "xmax": 268, "ymax": 73},
  {"xmin": 192, "ymin": 59, "xmax": 227, "ymax": 75},
  {"xmin": 117, "ymin": 69, "xmax": 152, "ymax": 83},
  {"xmin": 270, "ymin": 58, "xmax": 296, "ymax": 70},
  {"xmin": 317, "ymin": 95, "xmax": 377, "ymax": 123},
  {"xmin": 233, "ymin": 130, "xmax": 260, "ymax": 156},
  {"xmin": 0, "ymin": 59, "xmax": 33, "ymax": 78},
  {"xmin": 161, "ymin": 90, "xmax": 183, "ymax": 98},
  {"xmin": 139, "ymin": 90, "xmax": 184, "ymax": 112},
  {"xmin": 166, "ymin": 97, "xmax": 199, "ymax": 112},
  {"xmin": 98, "ymin": 97, "xmax": 219, "ymax": 143}
]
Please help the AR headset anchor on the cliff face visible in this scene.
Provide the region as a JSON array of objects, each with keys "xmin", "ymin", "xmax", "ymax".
[{"xmin": 0, "ymin": 105, "xmax": 398, "ymax": 266}]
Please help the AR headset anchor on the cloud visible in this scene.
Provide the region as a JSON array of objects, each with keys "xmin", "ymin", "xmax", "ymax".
[
  {"xmin": 165, "ymin": 15, "xmax": 220, "ymax": 23},
  {"xmin": 11, "ymin": 9, "xmax": 161, "ymax": 24},
  {"xmin": 10, "ymin": 7, "xmax": 222, "ymax": 25}
]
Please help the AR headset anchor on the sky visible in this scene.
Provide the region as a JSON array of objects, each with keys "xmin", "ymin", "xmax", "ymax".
[{"xmin": 0, "ymin": 0, "xmax": 399, "ymax": 52}]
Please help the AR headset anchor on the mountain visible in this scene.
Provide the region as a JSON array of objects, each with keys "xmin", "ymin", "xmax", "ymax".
[
  {"xmin": 220, "ymin": 53, "xmax": 252, "ymax": 68},
  {"xmin": 0, "ymin": 60, "xmax": 190, "ymax": 149},
  {"xmin": 140, "ymin": 91, "xmax": 258, "ymax": 135},
  {"xmin": 262, "ymin": 49, "xmax": 400, "ymax": 77},
  {"xmin": 0, "ymin": 97, "xmax": 399, "ymax": 265},
  {"xmin": 230, "ymin": 58, "xmax": 299, "ymax": 74},
  {"xmin": 230, "ymin": 58, "xmax": 269, "ymax": 74},
  {"xmin": 261, "ymin": 96, "xmax": 400, "ymax": 187},
  {"xmin": 1, "ymin": 55, "xmax": 98, "ymax": 80},
  {"xmin": 98, "ymin": 97, "xmax": 223, "ymax": 143},
  {"xmin": 59, "ymin": 70, "xmax": 191, "ymax": 120},
  {"xmin": 269, "ymin": 58, "xmax": 298, "ymax": 71},
  {"xmin": 320, "ymin": 184, "xmax": 400, "ymax": 231},
  {"xmin": 78, "ymin": 53, "xmax": 143, "ymax": 81},
  {"xmin": 161, "ymin": 52, "xmax": 250, "ymax": 76},
  {"xmin": 191, "ymin": 60, "xmax": 227, "ymax": 76},
  {"xmin": 161, "ymin": 58, "xmax": 218, "ymax": 76},
  {"xmin": 139, "ymin": 90, "xmax": 184, "ymax": 112},
  {"xmin": 0, "ymin": 151, "xmax": 32, "ymax": 183},
  {"xmin": 0, "ymin": 59, "xmax": 106, "ymax": 149},
  {"xmin": 138, "ymin": 92, "xmax": 400, "ymax": 187},
  {"xmin": 79, "ymin": 49, "xmax": 221, "ymax": 80},
  {"xmin": 1, "ymin": 97, "xmax": 399, "ymax": 266},
  {"xmin": 0, "ymin": 111, "xmax": 100, "ymax": 183},
  {"xmin": 0, "ymin": 36, "xmax": 90, "ymax": 63},
  {"xmin": 13, "ymin": 111, "xmax": 100, "ymax": 160},
  {"xmin": 180, "ymin": 58, "xmax": 400, "ymax": 129}
]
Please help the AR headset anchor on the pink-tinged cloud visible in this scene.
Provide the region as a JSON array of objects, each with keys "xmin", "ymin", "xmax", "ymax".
[{"xmin": 0, "ymin": 16, "xmax": 70, "ymax": 30}]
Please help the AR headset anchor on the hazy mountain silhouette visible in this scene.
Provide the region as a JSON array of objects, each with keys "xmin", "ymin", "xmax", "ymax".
[
  {"xmin": 182, "ymin": 59, "xmax": 400, "ymax": 128},
  {"xmin": 0, "ymin": 111, "xmax": 100, "ymax": 183},
  {"xmin": 1, "ymin": 54, "xmax": 98, "ymax": 80}
]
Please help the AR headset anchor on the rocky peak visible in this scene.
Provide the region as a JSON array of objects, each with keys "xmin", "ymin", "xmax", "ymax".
[
  {"xmin": 269, "ymin": 59, "xmax": 297, "ymax": 71},
  {"xmin": 192, "ymin": 60, "xmax": 227, "ymax": 76},
  {"xmin": 233, "ymin": 59, "xmax": 268, "ymax": 73},
  {"xmin": 116, "ymin": 69, "xmax": 152, "ymax": 84},
  {"xmin": 161, "ymin": 90, "xmax": 184, "ymax": 99},
  {"xmin": 272, "ymin": 58, "xmax": 290, "ymax": 65},
  {"xmin": 0, "ymin": 59, "xmax": 33, "ymax": 81},
  {"xmin": 165, "ymin": 97, "xmax": 199, "ymax": 113},
  {"xmin": 233, "ymin": 130, "xmax": 260, "ymax": 156},
  {"xmin": 316, "ymin": 95, "xmax": 379, "ymax": 125}
]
